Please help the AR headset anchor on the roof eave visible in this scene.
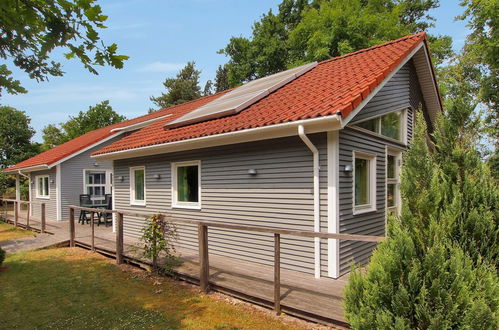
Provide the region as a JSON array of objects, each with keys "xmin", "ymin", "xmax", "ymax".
[{"xmin": 93, "ymin": 114, "xmax": 343, "ymax": 161}]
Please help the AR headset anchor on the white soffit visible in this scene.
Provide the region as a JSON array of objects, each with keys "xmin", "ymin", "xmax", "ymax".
[{"xmin": 165, "ymin": 61, "xmax": 318, "ymax": 128}]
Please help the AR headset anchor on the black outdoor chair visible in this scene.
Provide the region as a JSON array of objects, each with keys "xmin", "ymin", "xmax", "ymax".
[
  {"xmin": 98, "ymin": 194, "xmax": 113, "ymax": 227},
  {"xmin": 79, "ymin": 194, "xmax": 93, "ymax": 224}
]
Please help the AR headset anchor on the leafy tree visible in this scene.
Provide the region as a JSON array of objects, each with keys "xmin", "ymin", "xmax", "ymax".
[
  {"xmin": 41, "ymin": 100, "xmax": 125, "ymax": 150},
  {"xmin": 457, "ymin": 0, "xmax": 498, "ymax": 177},
  {"xmin": 149, "ymin": 62, "xmax": 202, "ymax": 111},
  {"xmin": 202, "ymin": 80, "xmax": 213, "ymax": 96},
  {"xmin": 0, "ymin": 0, "xmax": 128, "ymax": 96},
  {"xmin": 219, "ymin": 0, "xmax": 452, "ymax": 86},
  {"xmin": 214, "ymin": 64, "xmax": 230, "ymax": 93},
  {"xmin": 0, "ymin": 106, "xmax": 39, "ymax": 166}
]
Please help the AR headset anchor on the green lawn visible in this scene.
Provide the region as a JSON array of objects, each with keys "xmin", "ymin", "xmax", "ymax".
[
  {"xmin": 0, "ymin": 221, "xmax": 34, "ymax": 242},
  {"xmin": 0, "ymin": 248, "xmax": 308, "ymax": 329}
]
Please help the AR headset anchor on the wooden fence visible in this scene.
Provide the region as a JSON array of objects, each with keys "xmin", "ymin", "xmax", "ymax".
[
  {"xmin": 69, "ymin": 205, "xmax": 384, "ymax": 315},
  {"xmin": 0, "ymin": 198, "xmax": 46, "ymax": 233}
]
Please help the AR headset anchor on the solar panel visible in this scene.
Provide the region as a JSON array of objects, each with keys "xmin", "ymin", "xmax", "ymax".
[{"xmin": 165, "ymin": 61, "xmax": 318, "ymax": 128}]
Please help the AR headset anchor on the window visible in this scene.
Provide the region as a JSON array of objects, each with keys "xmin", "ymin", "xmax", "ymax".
[
  {"xmin": 36, "ymin": 175, "xmax": 50, "ymax": 199},
  {"xmin": 356, "ymin": 110, "xmax": 405, "ymax": 141},
  {"xmin": 387, "ymin": 152, "xmax": 401, "ymax": 213},
  {"xmin": 172, "ymin": 161, "xmax": 201, "ymax": 209},
  {"xmin": 353, "ymin": 152, "xmax": 376, "ymax": 214},
  {"xmin": 84, "ymin": 171, "xmax": 111, "ymax": 203},
  {"xmin": 130, "ymin": 166, "xmax": 146, "ymax": 205}
]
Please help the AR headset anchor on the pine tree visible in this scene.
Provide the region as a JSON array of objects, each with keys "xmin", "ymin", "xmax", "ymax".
[
  {"xmin": 202, "ymin": 80, "xmax": 213, "ymax": 96},
  {"xmin": 214, "ymin": 64, "xmax": 230, "ymax": 92},
  {"xmin": 150, "ymin": 62, "xmax": 202, "ymax": 110}
]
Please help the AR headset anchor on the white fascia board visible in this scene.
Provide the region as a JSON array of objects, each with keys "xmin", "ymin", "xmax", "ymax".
[
  {"xmin": 48, "ymin": 132, "xmax": 123, "ymax": 169},
  {"xmin": 341, "ymin": 42, "xmax": 425, "ymax": 127},
  {"xmin": 110, "ymin": 114, "xmax": 172, "ymax": 132},
  {"xmin": 4, "ymin": 164, "xmax": 49, "ymax": 173},
  {"xmin": 93, "ymin": 114, "xmax": 343, "ymax": 161}
]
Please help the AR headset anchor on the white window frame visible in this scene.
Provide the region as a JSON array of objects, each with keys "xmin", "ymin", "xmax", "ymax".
[
  {"xmin": 35, "ymin": 175, "xmax": 50, "ymax": 199},
  {"xmin": 352, "ymin": 151, "xmax": 377, "ymax": 215},
  {"xmin": 350, "ymin": 108, "xmax": 408, "ymax": 145},
  {"xmin": 386, "ymin": 149, "xmax": 402, "ymax": 214},
  {"xmin": 83, "ymin": 169, "xmax": 112, "ymax": 203},
  {"xmin": 172, "ymin": 160, "xmax": 201, "ymax": 210},
  {"xmin": 130, "ymin": 166, "xmax": 146, "ymax": 206}
]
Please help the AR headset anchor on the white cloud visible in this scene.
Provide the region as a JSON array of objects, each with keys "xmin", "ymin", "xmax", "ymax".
[{"xmin": 137, "ymin": 61, "xmax": 185, "ymax": 73}]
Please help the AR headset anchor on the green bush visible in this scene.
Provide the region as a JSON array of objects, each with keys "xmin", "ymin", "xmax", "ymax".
[{"xmin": 0, "ymin": 247, "xmax": 5, "ymax": 266}]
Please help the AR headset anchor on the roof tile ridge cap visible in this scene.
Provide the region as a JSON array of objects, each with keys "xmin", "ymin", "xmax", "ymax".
[{"xmin": 317, "ymin": 32, "xmax": 426, "ymax": 66}]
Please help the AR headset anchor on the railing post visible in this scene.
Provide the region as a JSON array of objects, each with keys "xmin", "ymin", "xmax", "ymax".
[
  {"xmin": 198, "ymin": 223, "xmax": 209, "ymax": 293},
  {"xmin": 274, "ymin": 233, "xmax": 281, "ymax": 315},
  {"xmin": 26, "ymin": 202, "xmax": 30, "ymax": 229},
  {"xmin": 116, "ymin": 212, "xmax": 124, "ymax": 264},
  {"xmin": 14, "ymin": 201, "xmax": 18, "ymax": 227},
  {"xmin": 41, "ymin": 203, "xmax": 46, "ymax": 233},
  {"xmin": 91, "ymin": 211, "xmax": 95, "ymax": 252},
  {"xmin": 69, "ymin": 207, "xmax": 75, "ymax": 247}
]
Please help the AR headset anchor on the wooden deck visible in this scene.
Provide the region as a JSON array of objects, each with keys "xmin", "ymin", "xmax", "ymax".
[{"xmin": 3, "ymin": 210, "xmax": 350, "ymax": 328}]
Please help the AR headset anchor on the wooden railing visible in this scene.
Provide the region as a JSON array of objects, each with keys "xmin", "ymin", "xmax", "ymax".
[
  {"xmin": 0, "ymin": 198, "xmax": 46, "ymax": 233},
  {"xmin": 68, "ymin": 205, "xmax": 384, "ymax": 315}
]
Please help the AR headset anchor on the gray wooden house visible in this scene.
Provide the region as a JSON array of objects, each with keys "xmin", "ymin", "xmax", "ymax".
[
  {"xmin": 92, "ymin": 33, "xmax": 441, "ymax": 279},
  {"xmin": 5, "ymin": 110, "xmax": 174, "ymax": 222}
]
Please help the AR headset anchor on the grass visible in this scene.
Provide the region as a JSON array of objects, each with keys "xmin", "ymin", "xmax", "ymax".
[
  {"xmin": 0, "ymin": 248, "xmax": 309, "ymax": 329},
  {"xmin": 0, "ymin": 221, "xmax": 35, "ymax": 242}
]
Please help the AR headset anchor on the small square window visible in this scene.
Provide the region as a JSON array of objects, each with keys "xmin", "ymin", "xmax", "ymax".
[{"xmin": 172, "ymin": 161, "xmax": 201, "ymax": 209}]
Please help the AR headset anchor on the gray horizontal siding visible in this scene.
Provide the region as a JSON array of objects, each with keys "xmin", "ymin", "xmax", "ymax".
[
  {"xmin": 114, "ymin": 134, "xmax": 329, "ymax": 276},
  {"xmin": 30, "ymin": 169, "xmax": 57, "ymax": 221},
  {"xmin": 59, "ymin": 137, "xmax": 119, "ymax": 221}
]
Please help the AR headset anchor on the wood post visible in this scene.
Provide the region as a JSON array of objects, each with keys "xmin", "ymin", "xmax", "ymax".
[
  {"xmin": 274, "ymin": 233, "xmax": 281, "ymax": 315},
  {"xmin": 41, "ymin": 203, "xmax": 46, "ymax": 233},
  {"xmin": 91, "ymin": 211, "xmax": 95, "ymax": 252},
  {"xmin": 198, "ymin": 223, "xmax": 209, "ymax": 293},
  {"xmin": 26, "ymin": 201, "xmax": 30, "ymax": 229},
  {"xmin": 116, "ymin": 212, "xmax": 124, "ymax": 264},
  {"xmin": 14, "ymin": 201, "xmax": 18, "ymax": 227},
  {"xmin": 69, "ymin": 207, "xmax": 75, "ymax": 247}
]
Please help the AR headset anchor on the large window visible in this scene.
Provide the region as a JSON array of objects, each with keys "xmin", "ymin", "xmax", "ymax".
[
  {"xmin": 130, "ymin": 166, "xmax": 146, "ymax": 206},
  {"xmin": 84, "ymin": 171, "xmax": 111, "ymax": 203},
  {"xmin": 356, "ymin": 110, "xmax": 404, "ymax": 141},
  {"xmin": 387, "ymin": 151, "xmax": 401, "ymax": 213},
  {"xmin": 172, "ymin": 161, "xmax": 201, "ymax": 209},
  {"xmin": 36, "ymin": 175, "xmax": 50, "ymax": 199},
  {"xmin": 353, "ymin": 152, "xmax": 376, "ymax": 214}
]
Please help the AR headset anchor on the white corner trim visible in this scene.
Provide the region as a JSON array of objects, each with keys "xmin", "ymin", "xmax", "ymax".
[
  {"xmin": 341, "ymin": 43, "xmax": 424, "ymax": 127},
  {"xmin": 56, "ymin": 164, "xmax": 62, "ymax": 221},
  {"xmin": 327, "ymin": 131, "xmax": 340, "ymax": 278}
]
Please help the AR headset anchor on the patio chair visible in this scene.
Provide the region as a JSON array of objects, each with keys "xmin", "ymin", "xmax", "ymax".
[
  {"xmin": 79, "ymin": 194, "xmax": 93, "ymax": 224},
  {"xmin": 98, "ymin": 194, "xmax": 113, "ymax": 227}
]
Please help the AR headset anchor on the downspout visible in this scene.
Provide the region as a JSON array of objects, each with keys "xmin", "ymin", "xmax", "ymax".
[{"xmin": 298, "ymin": 125, "xmax": 321, "ymax": 279}]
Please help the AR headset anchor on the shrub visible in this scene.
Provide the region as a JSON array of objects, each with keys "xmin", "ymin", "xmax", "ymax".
[
  {"xmin": 140, "ymin": 213, "xmax": 178, "ymax": 274},
  {"xmin": 0, "ymin": 247, "xmax": 5, "ymax": 266}
]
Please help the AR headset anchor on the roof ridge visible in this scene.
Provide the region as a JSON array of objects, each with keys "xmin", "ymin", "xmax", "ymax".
[{"xmin": 318, "ymin": 32, "xmax": 426, "ymax": 65}]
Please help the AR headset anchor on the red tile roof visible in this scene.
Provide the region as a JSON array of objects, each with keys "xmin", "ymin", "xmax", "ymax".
[
  {"xmin": 6, "ymin": 95, "xmax": 227, "ymax": 171},
  {"xmin": 94, "ymin": 33, "xmax": 427, "ymax": 156}
]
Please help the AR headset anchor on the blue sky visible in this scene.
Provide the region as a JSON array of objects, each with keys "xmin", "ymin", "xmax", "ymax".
[{"xmin": 1, "ymin": 0, "xmax": 470, "ymax": 142}]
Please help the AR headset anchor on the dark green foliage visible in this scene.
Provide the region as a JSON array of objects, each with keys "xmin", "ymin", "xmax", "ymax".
[
  {"xmin": 214, "ymin": 65, "xmax": 230, "ymax": 93},
  {"xmin": 41, "ymin": 100, "xmax": 125, "ymax": 150},
  {"xmin": 0, "ymin": 106, "xmax": 38, "ymax": 166},
  {"xmin": 220, "ymin": 0, "xmax": 452, "ymax": 87},
  {"xmin": 0, "ymin": 0, "xmax": 128, "ymax": 95},
  {"xmin": 0, "ymin": 246, "xmax": 5, "ymax": 266},
  {"xmin": 140, "ymin": 213, "xmax": 178, "ymax": 275},
  {"xmin": 149, "ymin": 62, "xmax": 202, "ymax": 111},
  {"xmin": 203, "ymin": 80, "xmax": 213, "ymax": 96}
]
